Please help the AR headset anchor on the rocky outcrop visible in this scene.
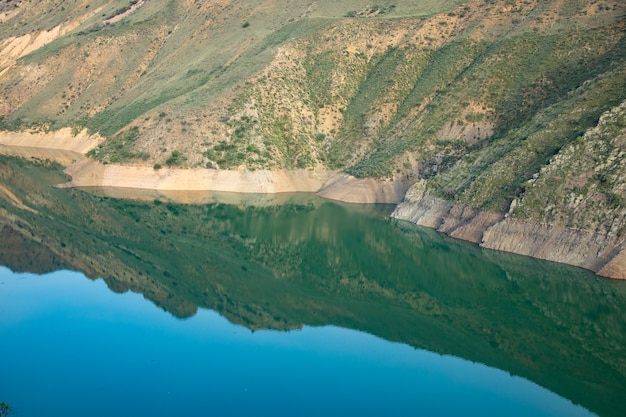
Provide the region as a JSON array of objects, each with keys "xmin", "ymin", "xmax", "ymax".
[
  {"xmin": 597, "ymin": 246, "xmax": 626, "ymax": 278},
  {"xmin": 482, "ymin": 219, "xmax": 626, "ymax": 278},
  {"xmin": 392, "ymin": 100, "xmax": 626, "ymax": 280},
  {"xmin": 392, "ymin": 189, "xmax": 626, "ymax": 280},
  {"xmin": 392, "ymin": 179, "xmax": 504, "ymax": 243}
]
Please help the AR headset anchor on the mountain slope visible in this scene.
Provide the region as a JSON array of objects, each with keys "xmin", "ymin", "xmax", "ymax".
[{"xmin": 1, "ymin": 0, "xmax": 623, "ymax": 172}]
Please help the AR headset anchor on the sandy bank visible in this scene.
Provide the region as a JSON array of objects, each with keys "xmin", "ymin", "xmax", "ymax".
[
  {"xmin": 318, "ymin": 173, "xmax": 408, "ymax": 204},
  {"xmin": 0, "ymin": 128, "xmax": 103, "ymax": 165},
  {"xmin": 0, "ymin": 144, "xmax": 84, "ymax": 167},
  {"xmin": 61, "ymin": 158, "xmax": 330, "ymax": 194},
  {"xmin": 0, "ymin": 128, "xmax": 103, "ymax": 154},
  {"xmin": 0, "ymin": 129, "xmax": 405, "ymax": 204},
  {"xmin": 62, "ymin": 160, "xmax": 408, "ymax": 203}
]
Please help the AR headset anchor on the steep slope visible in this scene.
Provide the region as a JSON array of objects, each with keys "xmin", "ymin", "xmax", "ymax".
[
  {"xmin": 1, "ymin": 0, "xmax": 623, "ymax": 172},
  {"xmin": 392, "ymin": 97, "xmax": 626, "ymax": 278},
  {"xmin": 0, "ymin": 0, "xmax": 466, "ymax": 168},
  {"xmin": 485, "ymin": 101, "xmax": 626, "ymax": 278}
]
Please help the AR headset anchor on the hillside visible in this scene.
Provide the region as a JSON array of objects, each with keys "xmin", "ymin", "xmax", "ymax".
[{"xmin": 1, "ymin": 0, "xmax": 626, "ymax": 276}]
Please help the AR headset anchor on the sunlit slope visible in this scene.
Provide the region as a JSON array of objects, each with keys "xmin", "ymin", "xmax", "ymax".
[
  {"xmin": 0, "ymin": 0, "xmax": 466, "ymax": 164},
  {"xmin": 1, "ymin": 0, "xmax": 625, "ymax": 210}
]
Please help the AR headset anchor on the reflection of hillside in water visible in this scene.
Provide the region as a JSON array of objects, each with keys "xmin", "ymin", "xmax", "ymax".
[
  {"xmin": 1, "ymin": 155, "xmax": 626, "ymax": 417},
  {"xmin": 0, "ymin": 144, "xmax": 83, "ymax": 167}
]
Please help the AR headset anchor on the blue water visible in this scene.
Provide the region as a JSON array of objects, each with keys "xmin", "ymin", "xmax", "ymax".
[{"xmin": 0, "ymin": 267, "xmax": 595, "ymax": 417}]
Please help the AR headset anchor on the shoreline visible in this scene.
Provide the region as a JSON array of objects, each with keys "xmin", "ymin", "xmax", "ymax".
[
  {"xmin": 0, "ymin": 129, "xmax": 405, "ymax": 204},
  {"xmin": 61, "ymin": 157, "xmax": 331, "ymax": 194},
  {"xmin": 392, "ymin": 192, "xmax": 626, "ymax": 280},
  {"xmin": 4, "ymin": 128, "xmax": 623, "ymax": 279}
]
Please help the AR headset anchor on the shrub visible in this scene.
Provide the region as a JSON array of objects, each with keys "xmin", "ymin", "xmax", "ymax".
[
  {"xmin": 166, "ymin": 150, "xmax": 185, "ymax": 166},
  {"xmin": 0, "ymin": 402, "xmax": 14, "ymax": 417}
]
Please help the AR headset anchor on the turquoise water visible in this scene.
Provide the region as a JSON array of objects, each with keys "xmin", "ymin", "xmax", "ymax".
[
  {"xmin": 1, "ymin": 155, "xmax": 625, "ymax": 416},
  {"xmin": 0, "ymin": 268, "xmax": 595, "ymax": 417}
]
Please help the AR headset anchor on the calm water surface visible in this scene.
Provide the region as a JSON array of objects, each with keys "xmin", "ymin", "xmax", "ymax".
[
  {"xmin": 0, "ymin": 155, "xmax": 625, "ymax": 417},
  {"xmin": 0, "ymin": 269, "xmax": 595, "ymax": 417}
]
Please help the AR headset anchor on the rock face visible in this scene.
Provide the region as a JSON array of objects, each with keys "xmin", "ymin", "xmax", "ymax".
[
  {"xmin": 482, "ymin": 219, "xmax": 625, "ymax": 278},
  {"xmin": 393, "ymin": 195, "xmax": 626, "ymax": 279},
  {"xmin": 394, "ymin": 101, "xmax": 626, "ymax": 280},
  {"xmin": 391, "ymin": 181, "xmax": 503, "ymax": 243}
]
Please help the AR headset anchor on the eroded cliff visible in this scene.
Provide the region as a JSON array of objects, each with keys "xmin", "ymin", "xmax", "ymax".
[{"xmin": 393, "ymin": 101, "xmax": 626, "ymax": 279}]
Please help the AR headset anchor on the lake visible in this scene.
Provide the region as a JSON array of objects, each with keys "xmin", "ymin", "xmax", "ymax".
[{"xmin": 1, "ymin": 155, "xmax": 625, "ymax": 417}]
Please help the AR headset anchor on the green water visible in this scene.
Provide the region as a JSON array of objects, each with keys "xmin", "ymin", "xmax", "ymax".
[{"xmin": 1, "ymin": 155, "xmax": 625, "ymax": 416}]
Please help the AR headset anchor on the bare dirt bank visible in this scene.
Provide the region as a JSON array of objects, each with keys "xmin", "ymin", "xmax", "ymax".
[
  {"xmin": 0, "ymin": 129, "xmax": 399, "ymax": 203},
  {"xmin": 0, "ymin": 144, "xmax": 84, "ymax": 167},
  {"xmin": 60, "ymin": 159, "xmax": 408, "ymax": 203},
  {"xmin": 0, "ymin": 128, "xmax": 103, "ymax": 154},
  {"xmin": 59, "ymin": 158, "xmax": 408, "ymax": 203},
  {"xmin": 392, "ymin": 183, "xmax": 626, "ymax": 280},
  {"xmin": 0, "ymin": 127, "xmax": 104, "ymax": 157},
  {"xmin": 0, "ymin": 128, "xmax": 104, "ymax": 165},
  {"xmin": 318, "ymin": 173, "xmax": 408, "ymax": 204},
  {"xmin": 61, "ymin": 158, "xmax": 330, "ymax": 194}
]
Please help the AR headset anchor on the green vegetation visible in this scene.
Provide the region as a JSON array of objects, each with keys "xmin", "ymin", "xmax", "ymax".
[
  {"xmin": 0, "ymin": 116, "xmax": 24, "ymax": 132},
  {"xmin": 510, "ymin": 100, "xmax": 626, "ymax": 231},
  {"xmin": 203, "ymin": 115, "xmax": 271, "ymax": 169},
  {"xmin": 0, "ymin": 402, "xmax": 13, "ymax": 417},
  {"xmin": 345, "ymin": 4, "xmax": 397, "ymax": 18},
  {"xmin": 165, "ymin": 150, "xmax": 185, "ymax": 166},
  {"xmin": 88, "ymin": 126, "xmax": 150, "ymax": 163},
  {"xmin": 1, "ymin": 0, "xmax": 625, "ymax": 223}
]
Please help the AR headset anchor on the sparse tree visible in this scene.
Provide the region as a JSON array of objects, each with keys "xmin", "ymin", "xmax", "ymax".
[{"xmin": 0, "ymin": 402, "xmax": 14, "ymax": 417}]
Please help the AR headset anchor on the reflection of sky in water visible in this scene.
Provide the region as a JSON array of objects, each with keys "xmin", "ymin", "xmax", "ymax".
[{"xmin": 0, "ymin": 268, "xmax": 595, "ymax": 417}]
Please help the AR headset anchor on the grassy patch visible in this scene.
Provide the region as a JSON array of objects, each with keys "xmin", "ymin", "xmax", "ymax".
[{"xmin": 88, "ymin": 126, "xmax": 149, "ymax": 163}]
